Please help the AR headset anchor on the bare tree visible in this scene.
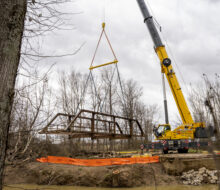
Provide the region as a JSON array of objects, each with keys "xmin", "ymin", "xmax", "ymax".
[
  {"xmin": 119, "ymin": 79, "xmax": 142, "ymax": 148},
  {"xmin": 0, "ymin": 0, "xmax": 78, "ymax": 188},
  {"xmin": 55, "ymin": 68, "xmax": 160, "ymax": 151},
  {"xmin": 189, "ymin": 74, "xmax": 220, "ymax": 135},
  {"xmin": 189, "ymin": 74, "xmax": 220, "ymax": 186},
  {"xmin": 58, "ymin": 71, "xmax": 88, "ymax": 155},
  {"xmin": 21, "ymin": 0, "xmax": 78, "ymax": 76},
  {"xmin": 8, "ymin": 75, "xmax": 53, "ymax": 163},
  {"xmin": 189, "ymin": 84, "xmax": 211, "ymax": 125},
  {"xmin": 138, "ymin": 104, "xmax": 159, "ymax": 142},
  {"xmin": 0, "ymin": 1, "xmax": 27, "ymax": 189},
  {"xmin": 58, "ymin": 71, "xmax": 88, "ymax": 115}
]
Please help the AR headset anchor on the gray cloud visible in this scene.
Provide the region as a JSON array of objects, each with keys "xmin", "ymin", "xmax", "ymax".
[{"xmin": 28, "ymin": 0, "xmax": 220, "ymax": 124}]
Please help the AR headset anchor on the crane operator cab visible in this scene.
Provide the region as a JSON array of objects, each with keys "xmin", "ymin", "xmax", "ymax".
[{"xmin": 153, "ymin": 124, "xmax": 171, "ymax": 138}]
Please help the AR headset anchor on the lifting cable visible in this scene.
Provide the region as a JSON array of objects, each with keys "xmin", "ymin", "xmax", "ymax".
[
  {"xmin": 75, "ymin": 22, "xmax": 129, "ymax": 118},
  {"xmin": 89, "ymin": 23, "xmax": 118, "ymax": 70},
  {"xmin": 146, "ymin": 0, "xmax": 189, "ymax": 109},
  {"xmin": 89, "ymin": 22, "xmax": 118, "ymax": 113},
  {"xmin": 98, "ymin": 66, "xmax": 117, "ymax": 113},
  {"xmin": 147, "ymin": 0, "xmax": 189, "ymax": 95},
  {"xmin": 74, "ymin": 0, "xmax": 130, "ymax": 117},
  {"xmin": 90, "ymin": 23, "xmax": 129, "ymax": 117}
]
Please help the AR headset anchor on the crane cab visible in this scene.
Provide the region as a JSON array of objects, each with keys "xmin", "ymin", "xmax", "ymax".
[{"xmin": 153, "ymin": 124, "xmax": 171, "ymax": 138}]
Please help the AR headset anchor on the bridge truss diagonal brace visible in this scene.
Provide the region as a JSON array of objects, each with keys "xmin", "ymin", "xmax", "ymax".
[{"xmin": 39, "ymin": 109, "xmax": 144, "ymax": 140}]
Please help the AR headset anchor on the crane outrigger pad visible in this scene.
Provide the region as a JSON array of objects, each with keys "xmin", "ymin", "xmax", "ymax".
[{"xmin": 39, "ymin": 109, "xmax": 144, "ymax": 140}]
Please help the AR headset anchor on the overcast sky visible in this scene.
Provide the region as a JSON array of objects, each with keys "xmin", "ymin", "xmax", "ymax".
[{"xmin": 35, "ymin": 0, "xmax": 220, "ymax": 124}]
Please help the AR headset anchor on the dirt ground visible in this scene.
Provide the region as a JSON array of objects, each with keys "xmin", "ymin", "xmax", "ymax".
[
  {"xmin": 160, "ymin": 153, "xmax": 220, "ymax": 175},
  {"xmin": 3, "ymin": 162, "xmax": 178, "ymax": 187},
  {"xmin": 3, "ymin": 153, "xmax": 219, "ymax": 187}
]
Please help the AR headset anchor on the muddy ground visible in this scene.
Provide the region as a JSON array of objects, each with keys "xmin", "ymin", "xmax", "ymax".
[
  {"xmin": 4, "ymin": 162, "xmax": 177, "ymax": 187},
  {"xmin": 3, "ymin": 153, "xmax": 220, "ymax": 187}
]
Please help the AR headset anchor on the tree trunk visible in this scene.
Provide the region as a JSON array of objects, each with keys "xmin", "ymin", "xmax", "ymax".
[{"xmin": 0, "ymin": 1, "xmax": 26, "ymax": 189}]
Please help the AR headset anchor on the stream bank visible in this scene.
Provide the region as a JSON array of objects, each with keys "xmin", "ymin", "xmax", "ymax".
[{"xmin": 4, "ymin": 153, "xmax": 220, "ymax": 187}]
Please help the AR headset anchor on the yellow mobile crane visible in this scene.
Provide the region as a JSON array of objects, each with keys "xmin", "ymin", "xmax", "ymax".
[{"xmin": 137, "ymin": 0, "xmax": 209, "ymax": 153}]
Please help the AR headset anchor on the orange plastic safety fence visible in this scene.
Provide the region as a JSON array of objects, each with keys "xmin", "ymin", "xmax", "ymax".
[{"xmin": 36, "ymin": 156, "xmax": 159, "ymax": 167}]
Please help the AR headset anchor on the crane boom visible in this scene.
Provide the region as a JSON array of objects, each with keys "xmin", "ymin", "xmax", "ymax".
[{"xmin": 137, "ymin": 0, "xmax": 193, "ymax": 124}]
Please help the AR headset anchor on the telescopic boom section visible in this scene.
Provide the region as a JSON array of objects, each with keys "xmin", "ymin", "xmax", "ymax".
[{"xmin": 136, "ymin": 0, "xmax": 194, "ymax": 124}]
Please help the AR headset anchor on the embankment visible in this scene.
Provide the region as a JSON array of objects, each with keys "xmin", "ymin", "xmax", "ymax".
[
  {"xmin": 4, "ymin": 153, "xmax": 220, "ymax": 187},
  {"xmin": 160, "ymin": 153, "xmax": 220, "ymax": 175},
  {"xmin": 4, "ymin": 162, "xmax": 176, "ymax": 187}
]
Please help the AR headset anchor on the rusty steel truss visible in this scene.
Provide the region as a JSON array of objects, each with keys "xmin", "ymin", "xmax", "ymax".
[{"xmin": 40, "ymin": 109, "xmax": 144, "ymax": 140}]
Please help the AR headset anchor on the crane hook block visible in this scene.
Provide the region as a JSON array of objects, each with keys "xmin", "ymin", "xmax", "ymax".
[{"xmin": 102, "ymin": 22, "xmax": 106, "ymax": 29}]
